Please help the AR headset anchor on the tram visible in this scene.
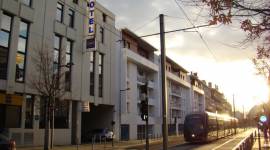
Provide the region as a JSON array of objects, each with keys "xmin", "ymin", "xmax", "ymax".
[{"xmin": 183, "ymin": 111, "xmax": 238, "ymax": 143}]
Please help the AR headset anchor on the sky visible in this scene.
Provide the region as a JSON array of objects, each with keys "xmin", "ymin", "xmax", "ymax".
[{"xmin": 97, "ymin": 0, "xmax": 269, "ymax": 112}]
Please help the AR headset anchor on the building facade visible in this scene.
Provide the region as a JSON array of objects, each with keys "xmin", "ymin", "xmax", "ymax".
[
  {"xmin": 0, "ymin": 0, "xmax": 119, "ymax": 146},
  {"xmin": 118, "ymin": 29, "xmax": 162, "ymax": 140},
  {"xmin": 165, "ymin": 57, "xmax": 191, "ymax": 135},
  {"xmin": 188, "ymin": 73, "xmax": 205, "ymax": 113}
]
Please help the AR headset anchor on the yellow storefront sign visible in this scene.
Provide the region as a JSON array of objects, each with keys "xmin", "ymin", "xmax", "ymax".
[{"xmin": 0, "ymin": 94, "xmax": 23, "ymax": 106}]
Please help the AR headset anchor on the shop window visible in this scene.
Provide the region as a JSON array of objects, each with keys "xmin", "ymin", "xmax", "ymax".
[
  {"xmin": 54, "ymin": 100, "xmax": 69, "ymax": 128},
  {"xmin": 25, "ymin": 95, "xmax": 34, "ymax": 129},
  {"xmin": 0, "ymin": 104, "xmax": 21, "ymax": 128}
]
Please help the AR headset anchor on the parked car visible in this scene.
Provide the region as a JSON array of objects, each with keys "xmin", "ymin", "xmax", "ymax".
[
  {"xmin": 89, "ymin": 128, "xmax": 114, "ymax": 141},
  {"xmin": 0, "ymin": 129, "xmax": 16, "ymax": 150}
]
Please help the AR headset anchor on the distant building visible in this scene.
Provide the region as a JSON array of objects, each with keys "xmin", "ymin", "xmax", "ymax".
[
  {"xmin": 189, "ymin": 72, "xmax": 205, "ymax": 112},
  {"xmin": 165, "ymin": 57, "xmax": 191, "ymax": 135},
  {"xmin": 118, "ymin": 28, "xmax": 161, "ymax": 140},
  {"xmin": 204, "ymin": 82, "xmax": 232, "ymax": 115}
]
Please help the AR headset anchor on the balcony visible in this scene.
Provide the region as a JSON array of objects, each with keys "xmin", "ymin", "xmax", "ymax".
[
  {"xmin": 137, "ymin": 75, "xmax": 146, "ymax": 84},
  {"xmin": 147, "ymin": 80, "xmax": 155, "ymax": 89}
]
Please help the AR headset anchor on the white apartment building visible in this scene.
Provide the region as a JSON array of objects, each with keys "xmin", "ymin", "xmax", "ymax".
[
  {"xmin": 165, "ymin": 57, "xmax": 191, "ymax": 135},
  {"xmin": 0, "ymin": 0, "xmax": 119, "ymax": 146},
  {"xmin": 118, "ymin": 29, "xmax": 162, "ymax": 140},
  {"xmin": 188, "ymin": 73, "xmax": 205, "ymax": 113}
]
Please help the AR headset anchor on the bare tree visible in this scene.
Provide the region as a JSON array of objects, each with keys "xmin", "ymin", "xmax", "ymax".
[{"xmin": 29, "ymin": 46, "xmax": 66, "ymax": 150}]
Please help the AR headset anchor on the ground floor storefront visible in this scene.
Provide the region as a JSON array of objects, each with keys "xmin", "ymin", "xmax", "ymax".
[{"xmin": 0, "ymin": 92, "xmax": 116, "ymax": 146}]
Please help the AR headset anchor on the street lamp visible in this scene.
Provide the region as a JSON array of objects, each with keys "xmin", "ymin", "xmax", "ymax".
[{"xmin": 119, "ymin": 87, "xmax": 130, "ymax": 140}]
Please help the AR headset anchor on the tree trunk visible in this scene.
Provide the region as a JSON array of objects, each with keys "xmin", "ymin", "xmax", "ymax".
[{"xmin": 44, "ymin": 98, "xmax": 50, "ymax": 150}]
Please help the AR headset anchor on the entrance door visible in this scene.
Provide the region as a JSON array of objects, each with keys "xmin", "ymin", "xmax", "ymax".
[{"xmin": 121, "ymin": 124, "xmax": 129, "ymax": 141}]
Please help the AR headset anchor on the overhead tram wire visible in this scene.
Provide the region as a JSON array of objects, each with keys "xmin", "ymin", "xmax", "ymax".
[
  {"xmin": 174, "ymin": 0, "xmax": 219, "ymax": 62},
  {"xmin": 133, "ymin": 16, "xmax": 159, "ymax": 32},
  {"xmin": 140, "ymin": 24, "xmax": 211, "ymax": 38}
]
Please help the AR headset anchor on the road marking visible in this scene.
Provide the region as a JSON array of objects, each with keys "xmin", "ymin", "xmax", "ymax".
[{"xmin": 211, "ymin": 137, "xmax": 238, "ymax": 150}]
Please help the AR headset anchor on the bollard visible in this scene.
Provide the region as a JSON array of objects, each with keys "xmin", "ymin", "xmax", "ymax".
[
  {"xmin": 104, "ymin": 137, "xmax": 106, "ymax": 149},
  {"xmin": 92, "ymin": 136, "xmax": 94, "ymax": 150}
]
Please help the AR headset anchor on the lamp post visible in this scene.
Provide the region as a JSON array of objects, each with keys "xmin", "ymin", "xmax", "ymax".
[{"xmin": 119, "ymin": 87, "xmax": 130, "ymax": 141}]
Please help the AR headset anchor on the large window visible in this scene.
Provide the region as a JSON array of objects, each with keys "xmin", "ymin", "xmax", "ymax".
[
  {"xmin": 100, "ymin": 27, "xmax": 104, "ymax": 43},
  {"xmin": 54, "ymin": 34, "xmax": 61, "ymax": 75},
  {"xmin": 21, "ymin": 0, "xmax": 31, "ymax": 6},
  {"xmin": 0, "ymin": 104, "xmax": 21, "ymax": 128},
  {"xmin": 25, "ymin": 95, "xmax": 34, "ymax": 128},
  {"xmin": 90, "ymin": 52, "xmax": 95, "ymax": 96},
  {"xmin": 54, "ymin": 99, "xmax": 69, "ymax": 128},
  {"xmin": 56, "ymin": 3, "xmax": 64, "ymax": 23},
  {"xmin": 98, "ymin": 53, "xmax": 103, "ymax": 97},
  {"xmin": 68, "ymin": 9, "xmax": 75, "ymax": 28},
  {"xmin": 0, "ymin": 13, "xmax": 12, "ymax": 80},
  {"xmin": 16, "ymin": 21, "xmax": 29, "ymax": 82},
  {"xmin": 65, "ymin": 39, "xmax": 72, "ymax": 91}
]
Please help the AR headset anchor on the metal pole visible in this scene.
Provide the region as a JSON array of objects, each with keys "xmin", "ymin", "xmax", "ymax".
[
  {"xmin": 146, "ymin": 115, "xmax": 149, "ymax": 150},
  {"xmin": 145, "ymin": 83, "xmax": 149, "ymax": 150},
  {"xmin": 160, "ymin": 14, "xmax": 168, "ymax": 150},
  {"xmin": 233, "ymin": 94, "xmax": 236, "ymax": 134},
  {"xmin": 257, "ymin": 124, "xmax": 261, "ymax": 150},
  {"xmin": 119, "ymin": 91, "xmax": 122, "ymax": 141},
  {"xmin": 50, "ymin": 97, "xmax": 55, "ymax": 149}
]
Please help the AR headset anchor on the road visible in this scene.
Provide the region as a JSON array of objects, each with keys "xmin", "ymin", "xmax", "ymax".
[{"xmin": 127, "ymin": 129, "xmax": 255, "ymax": 150}]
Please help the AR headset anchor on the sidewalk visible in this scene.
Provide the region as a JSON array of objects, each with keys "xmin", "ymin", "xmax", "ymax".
[
  {"xmin": 253, "ymin": 133, "xmax": 270, "ymax": 149},
  {"xmin": 17, "ymin": 135, "xmax": 184, "ymax": 150}
]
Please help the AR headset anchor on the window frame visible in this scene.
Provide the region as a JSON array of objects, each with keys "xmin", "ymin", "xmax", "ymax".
[
  {"xmin": 65, "ymin": 39, "xmax": 73, "ymax": 91},
  {"xmin": 56, "ymin": 2, "xmax": 64, "ymax": 23},
  {"xmin": 0, "ymin": 13, "xmax": 12, "ymax": 80},
  {"xmin": 16, "ymin": 20, "xmax": 29, "ymax": 82},
  {"xmin": 68, "ymin": 9, "xmax": 75, "ymax": 28},
  {"xmin": 98, "ymin": 53, "xmax": 103, "ymax": 97},
  {"xmin": 90, "ymin": 52, "xmax": 95, "ymax": 96},
  {"xmin": 21, "ymin": 0, "xmax": 32, "ymax": 7}
]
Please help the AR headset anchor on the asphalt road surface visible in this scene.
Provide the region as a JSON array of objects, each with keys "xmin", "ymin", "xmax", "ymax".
[{"xmin": 127, "ymin": 129, "xmax": 255, "ymax": 150}]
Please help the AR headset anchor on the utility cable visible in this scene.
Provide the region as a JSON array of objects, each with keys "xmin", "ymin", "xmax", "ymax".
[{"xmin": 174, "ymin": 0, "xmax": 219, "ymax": 62}]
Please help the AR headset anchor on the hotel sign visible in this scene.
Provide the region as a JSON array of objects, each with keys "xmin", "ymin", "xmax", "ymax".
[{"xmin": 87, "ymin": 0, "xmax": 95, "ymax": 36}]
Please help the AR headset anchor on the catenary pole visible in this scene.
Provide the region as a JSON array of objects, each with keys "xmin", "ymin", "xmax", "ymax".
[{"xmin": 160, "ymin": 14, "xmax": 168, "ymax": 150}]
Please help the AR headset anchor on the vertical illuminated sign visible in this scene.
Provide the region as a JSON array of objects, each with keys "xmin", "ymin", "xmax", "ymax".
[
  {"xmin": 87, "ymin": 0, "xmax": 95, "ymax": 36},
  {"xmin": 86, "ymin": 0, "xmax": 95, "ymax": 49}
]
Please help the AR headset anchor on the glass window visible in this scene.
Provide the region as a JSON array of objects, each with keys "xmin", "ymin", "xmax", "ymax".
[
  {"xmin": 16, "ymin": 53, "xmax": 25, "ymax": 69},
  {"xmin": 100, "ymin": 27, "xmax": 104, "ymax": 43},
  {"xmin": 53, "ymin": 50, "xmax": 59, "ymax": 63},
  {"xmin": 65, "ymin": 40, "xmax": 72, "ymax": 91},
  {"xmin": 90, "ymin": 52, "xmax": 95, "ymax": 96},
  {"xmin": 102, "ymin": 13, "xmax": 107, "ymax": 22},
  {"xmin": 25, "ymin": 95, "xmax": 34, "ymax": 129},
  {"xmin": 56, "ymin": 3, "xmax": 64, "ymax": 22},
  {"xmin": 0, "ymin": 47, "xmax": 8, "ymax": 79},
  {"xmin": 0, "ymin": 31, "xmax": 10, "ymax": 47},
  {"xmin": 54, "ymin": 35, "xmax": 61, "ymax": 50},
  {"xmin": 68, "ymin": 9, "xmax": 75, "ymax": 28},
  {"xmin": 54, "ymin": 100, "xmax": 69, "ymax": 128},
  {"xmin": 21, "ymin": 0, "xmax": 31, "ymax": 6},
  {"xmin": 19, "ymin": 21, "xmax": 28, "ymax": 37},
  {"xmin": 1, "ymin": 14, "xmax": 12, "ymax": 31},
  {"xmin": 18, "ymin": 37, "xmax": 26, "ymax": 53},
  {"xmin": 16, "ymin": 21, "xmax": 29, "ymax": 82},
  {"xmin": 98, "ymin": 53, "xmax": 103, "ymax": 97}
]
